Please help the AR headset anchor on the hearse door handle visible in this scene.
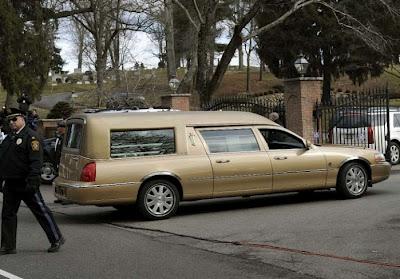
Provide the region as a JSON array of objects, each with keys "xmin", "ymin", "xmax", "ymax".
[
  {"xmin": 71, "ymin": 156, "xmax": 79, "ymax": 161},
  {"xmin": 273, "ymin": 156, "xmax": 287, "ymax": 160},
  {"xmin": 216, "ymin": 159, "xmax": 230, "ymax": 164}
]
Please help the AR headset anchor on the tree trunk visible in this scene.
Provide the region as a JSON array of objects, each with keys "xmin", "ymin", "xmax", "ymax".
[
  {"xmin": 259, "ymin": 61, "xmax": 263, "ymax": 81},
  {"xmin": 164, "ymin": 0, "xmax": 176, "ymax": 80},
  {"xmin": 113, "ymin": 34, "xmax": 121, "ymax": 87},
  {"xmin": 246, "ymin": 39, "xmax": 252, "ymax": 93},
  {"xmin": 77, "ymin": 36, "xmax": 84, "ymax": 70},
  {"xmin": 199, "ymin": 1, "xmax": 261, "ymax": 105},
  {"xmin": 177, "ymin": 40, "xmax": 198, "ymax": 94},
  {"xmin": 96, "ymin": 51, "xmax": 107, "ymax": 107},
  {"xmin": 322, "ymin": 47, "xmax": 332, "ymax": 105},
  {"xmin": 238, "ymin": 45, "xmax": 244, "ymax": 70},
  {"xmin": 197, "ymin": 23, "xmax": 211, "ymax": 106}
]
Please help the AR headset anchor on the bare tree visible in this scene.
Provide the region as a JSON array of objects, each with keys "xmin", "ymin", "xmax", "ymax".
[
  {"xmin": 70, "ymin": 0, "xmax": 152, "ymax": 106},
  {"xmin": 174, "ymin": 0, "xmax": 397, "ymax": 106}
]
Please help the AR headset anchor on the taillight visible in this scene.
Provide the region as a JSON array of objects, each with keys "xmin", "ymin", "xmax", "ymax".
[
  {"xmin": 81, "ymin": 162, "xmax": 96, "ymax": 182},
  {"xmin": 328, "ymin": 129, "xmax": 333, "ymax": 143},
  {"xmin": 368, "ymin": 127, "xmax": 374, "ymax": 144}
]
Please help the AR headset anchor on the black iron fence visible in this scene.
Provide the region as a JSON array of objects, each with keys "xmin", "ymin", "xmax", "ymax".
[
  {"xmin": 314, "ymin": 88, "xmax": 391, "ymax": 156},
  {"xmin": 203, "ymin": 95, "xmax": 285, "ymax": 126}
]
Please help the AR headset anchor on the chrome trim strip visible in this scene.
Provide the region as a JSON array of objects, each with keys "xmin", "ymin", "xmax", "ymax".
[
  {"xmin": 140, "ymin": 171, "xmax": 182, "ymax": 182},
  {"xmin": 273, "ymin": 169, "xmax": 327, "ymax": 175},
  {"xmin": 56, "ymin": 181, "xmax": 139, "ymax": 189},
  {"xmin": 214, "ymin": 173, "xmax": 272, "ymax": 180}
]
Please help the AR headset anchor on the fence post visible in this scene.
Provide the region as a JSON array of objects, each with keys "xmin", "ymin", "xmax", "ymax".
[{"xmin": 283, "ymin": 77, "xmax": 323, "ymax": 141}]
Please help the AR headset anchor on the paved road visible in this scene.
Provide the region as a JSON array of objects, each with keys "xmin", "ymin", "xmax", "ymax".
[
  {"xmin": 33, "ymin": 92, "xmax": 73, "ymax": 110},
  {"xmin": 0, "ymin": 170, "xmax": 399, "ymax": 278}
]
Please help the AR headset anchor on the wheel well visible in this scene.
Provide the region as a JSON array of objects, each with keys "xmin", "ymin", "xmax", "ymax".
[
  {"xmin": 139, "ymin": 175, "xmax": 183, "ymax": 200},
  {"xmin": 338, "ymin": 160, "xmax": 372, "ymax": 185},
  {"xmin": 391, "ymin": 139, "xmax": 400, "ymax": 146}
]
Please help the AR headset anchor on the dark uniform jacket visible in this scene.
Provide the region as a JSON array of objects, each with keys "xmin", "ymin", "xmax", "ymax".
[{"xmin": 0, "ymin": 125, "xmax": 43, "ymax": 188}]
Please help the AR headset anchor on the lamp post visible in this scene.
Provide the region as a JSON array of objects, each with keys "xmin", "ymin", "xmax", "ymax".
[
  {"xmin": 168, "ymin": 77, "xmax": 180, "ymax": 94},
  {"xmin": 294, "ymin": 54, "xmax": 309, "ymax": 77}
]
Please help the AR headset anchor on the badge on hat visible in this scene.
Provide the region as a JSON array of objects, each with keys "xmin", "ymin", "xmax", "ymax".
[
  {"xmin": 31, "ymin": 139, "xmax": 40, "ymax": 151},
  {"xmin": 16, "ymin": 138, "xmax": 22, "ymax": 145}
]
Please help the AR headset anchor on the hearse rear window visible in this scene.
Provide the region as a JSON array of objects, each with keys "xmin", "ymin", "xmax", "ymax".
[
  {"xmin": 110, "ymin": 129, "xmax": 175, "ymax": 158},
  {"xmin": 65, "ymin": 123, "xmax": 83, "ymax": 149}
]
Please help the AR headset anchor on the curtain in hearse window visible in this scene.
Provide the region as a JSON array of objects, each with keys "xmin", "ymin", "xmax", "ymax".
[
  {"xmin": 110, "ymin": 129, "xmax": 175, "ymax": 158},
  {"xmin": 200, "ymin": 129, "xmax": 259, "ymax": 153},
  {"xmin": 65, "ymin": 123, "xmax": 83, "ymax": 149}
]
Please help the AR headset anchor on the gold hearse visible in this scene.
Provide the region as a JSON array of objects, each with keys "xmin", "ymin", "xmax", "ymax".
[{"xmin": 54, "ymin": 110, "xmax": 391, "ymax": 220}]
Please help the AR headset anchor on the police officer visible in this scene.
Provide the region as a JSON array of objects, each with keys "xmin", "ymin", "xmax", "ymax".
[{"xmin": 0, "ymin": 108, "xmax": 65, "ymax": 255}]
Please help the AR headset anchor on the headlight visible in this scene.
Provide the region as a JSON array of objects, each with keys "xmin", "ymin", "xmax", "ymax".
[{"xmin": 374, "ymin": 153, "xmax": 386, "ymax": 163}]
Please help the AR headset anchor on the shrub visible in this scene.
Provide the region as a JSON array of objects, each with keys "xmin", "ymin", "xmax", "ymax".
[{"xmin": 47, "ymin": 101, "xmax": 73, "ymax": 119}]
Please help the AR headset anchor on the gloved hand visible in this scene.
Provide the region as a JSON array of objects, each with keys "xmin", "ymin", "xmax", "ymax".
[{"xmin": 26, "ymin": 176, "xmax": 41, "ymax": 193}]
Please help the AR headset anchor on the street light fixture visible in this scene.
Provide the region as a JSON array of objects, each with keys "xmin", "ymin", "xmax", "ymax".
[
  {"xmin": 294, "ymin": 54, "xmax": 309, "ymax": 77},
  {"xmin": 168, "ymin": 77, "xmax": 180, "ymax": 94}
]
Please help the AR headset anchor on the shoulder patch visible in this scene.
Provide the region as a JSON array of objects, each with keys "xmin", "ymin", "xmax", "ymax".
[{"xmin": 31, "ymin": 140, "xmax": 40, "ymax": 151}]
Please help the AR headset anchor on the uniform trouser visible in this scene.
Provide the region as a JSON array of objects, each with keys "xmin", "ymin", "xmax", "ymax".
[{"xmin": 1, "ymin": 179, "xmax": 62, "ymax": 250}]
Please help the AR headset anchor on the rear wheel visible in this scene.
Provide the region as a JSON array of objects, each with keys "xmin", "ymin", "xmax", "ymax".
[
  {"xmin": 336, "ymin": 162, "xmax": 368, "ymax": 199},
  {"xmin": 389, "ymin": 141, "xmax": 400, "ymax": 165},
  {"xmin": 137, "ymin": 179, "xmax": 180, "ymax": 220}
]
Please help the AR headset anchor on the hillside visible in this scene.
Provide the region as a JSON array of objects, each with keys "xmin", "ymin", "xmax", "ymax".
[{"xmin": 1, "ymin": 67, "xmax": 400, "ymax": 118}]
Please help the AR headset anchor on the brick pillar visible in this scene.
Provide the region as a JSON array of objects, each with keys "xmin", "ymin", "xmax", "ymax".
[
  {"xmin": 161, "ymin": 94, "xmax": 191, "ymax": 111},
  {"xmin": 283, "ymin": 77, "xmax": 322, "ymax": 142}
]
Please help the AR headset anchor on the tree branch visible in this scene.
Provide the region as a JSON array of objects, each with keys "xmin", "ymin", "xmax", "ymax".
[
  {"xmin": 243, "ymin": 0, "xmax": 322, "ymax": 42},
  {"xmin": 172, "ymin": 0, "xmax": 200, "ymax": 31}
]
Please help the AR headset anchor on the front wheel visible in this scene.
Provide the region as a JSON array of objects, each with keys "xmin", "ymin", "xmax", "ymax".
[
  {"xmin": 137, "ymin": 179, "xmax": 180, "ymax": 220},
  {"xmin": 389, "ymin": 141, "xmax": 400, "ymax": 165},
  {"xmin": 336, "ymin": 163, "xmax": 368, "ymax": 199}
]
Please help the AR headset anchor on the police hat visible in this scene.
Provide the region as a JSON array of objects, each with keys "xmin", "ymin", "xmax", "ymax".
[
  {"xmin": 17, "ymin": 94, "xmax": 32, "ymax": 105},
  {"xmin": 6, "ymin": 107, "xmax": 26, "ymax": 120},
  {"xmin": 57, "ymin": 120, "xmax": 66, "ymax": 128}
]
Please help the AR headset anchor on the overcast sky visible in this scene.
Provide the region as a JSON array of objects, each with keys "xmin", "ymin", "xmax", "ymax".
[{"xmin": 55, "ymin": 20, "xmax": 259, "ymax": 73}]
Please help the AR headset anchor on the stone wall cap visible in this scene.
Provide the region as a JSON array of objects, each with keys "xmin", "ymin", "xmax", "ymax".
[
  {"xmin": 162, "ymin": 93, "xmax": 192, "ymax": 97},
  {"xmin": 284, "ymin": 77, "xmax": 323, "ymax": 82}
]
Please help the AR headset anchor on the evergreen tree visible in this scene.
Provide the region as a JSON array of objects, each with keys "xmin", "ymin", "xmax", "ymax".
[{"xmin": 256, "ymin": 1, "xmax": 399, "ymax": 104}]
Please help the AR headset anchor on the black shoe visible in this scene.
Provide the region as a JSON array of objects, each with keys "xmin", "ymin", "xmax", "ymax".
[
  {"xmin": 48, "ymin": 237, "xmax": 66, "ymax": 253},
  {"xmin": 0, "ymin": 247, "xmax": 16, "ymax": 255}
]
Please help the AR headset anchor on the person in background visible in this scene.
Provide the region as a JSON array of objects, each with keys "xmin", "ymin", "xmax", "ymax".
[
  {"xmin": 27, "ymin": 109, "xmax": 40, "ymax": 131},
  {"xmin": 0, "ymin": 108, "xmax": 65, "ymax": 255},
  {"xmin": 53, "ymin": 120, "xmax": 66, "ymax": 204},
  {"xmin": 54, "ymin": 120, "xmax": 66, "ymax": 170},
  {"xmin": 269, "ymin": 112, "xmax": 283, "ymax": 126}
]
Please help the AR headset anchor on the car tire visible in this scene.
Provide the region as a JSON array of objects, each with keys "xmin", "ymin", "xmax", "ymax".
[
  {"xmin": 137, "ymin": 179, "xmax": 180, "ymax": 220},
  {"xmin": 389, "ymin": 141, "xmax": 400, "ymax": 165},
  {"xmin": 336, "ymin": 162, "xmax": 368, "ymax": 199},
  {"xmin": 41, "ymin": 161, "xmax": 57, "ymax": 184}
]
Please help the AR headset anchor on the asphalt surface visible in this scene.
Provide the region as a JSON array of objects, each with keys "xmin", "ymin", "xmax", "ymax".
[{"xmin": 0, "ymin": 166, "xmax": 399, "ymax": 278}]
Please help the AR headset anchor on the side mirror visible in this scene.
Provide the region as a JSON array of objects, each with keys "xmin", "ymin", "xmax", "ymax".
[{"xmin": 305, "ymin": 140, "xmax": 312, "ymax": 149}]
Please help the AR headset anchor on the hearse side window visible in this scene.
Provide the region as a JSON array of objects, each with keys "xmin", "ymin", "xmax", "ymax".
[
  {"xmin": 110, "ymin": 129, "xmax": 175, "ymax": 158},
  {"xmin": 200, "ymin": 129, "xmax": 259, "ymax": 153},
  {"xmin": 259, "ymin": 129, "xmax": 305, "ymax": 150},
  {"xmin": 65, "ymin": 123, "xmax": 83, "ymax": 149}
]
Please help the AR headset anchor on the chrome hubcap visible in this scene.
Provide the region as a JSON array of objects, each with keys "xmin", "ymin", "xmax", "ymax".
[
  {"xmin": 41, "ymin": 162, "xmax": 56, "ymax": 181},
  {"xmin": 390, "ymin": 145, "xmax": 399, "ymax": 164},
  {"xmin": 345, "ymin": 166, "xmax": 366, "ymax": 195},
  {"xmin": 145, "ymin": 184, "xmax": 174, "ymax": 216}
]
